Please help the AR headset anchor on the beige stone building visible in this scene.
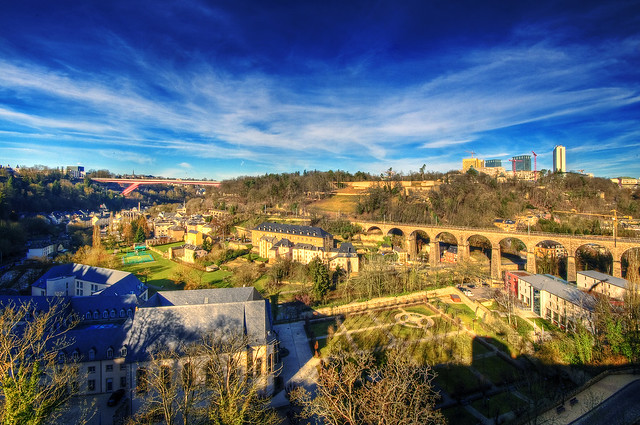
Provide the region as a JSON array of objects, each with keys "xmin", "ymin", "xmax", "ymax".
[{"xmin": 576, "ymin": 270, "xmax": 630, "ymax": 302}]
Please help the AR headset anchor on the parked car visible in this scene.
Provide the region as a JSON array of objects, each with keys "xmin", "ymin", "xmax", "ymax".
[
  {"xmin": 107, "ymin": 389, "xmax": 126, "ymax": 407},
  {"xmin": 464, "ymin": 290, "xmax": 474, "ymax": 297}
]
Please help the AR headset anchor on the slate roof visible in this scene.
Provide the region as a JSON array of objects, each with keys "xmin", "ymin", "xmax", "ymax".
[
  {"xmin": 64, "ymin": 321, "xmax": 130, "ymax": 361},
  {"xmin": 146, "ymin": 287, "xmax": 261, "ymax": 307},
  {"xmin": 294, "ymin": 243, "xmax": 322, "ymax": 251},
  {"xmin": 520, "ymin": 274, "xmax": 596, "ymax": 311},
  {"xmin": 254, "ymin": 222, "xmax": 332, "ymax": 238},
  {"xmin": 127, "ymin": 288, "xmax": 274, "ymax": 361},
  {"xmin": 577, "ymin": 270, "xmax": 629, "ymax": 289},
  {"xmin": 272, "ymin": 238, "xmax": 294, "ymax": 249},
  {"xmin": 33, "ymin": 263, "xmax": 147, "ymax": 299}
]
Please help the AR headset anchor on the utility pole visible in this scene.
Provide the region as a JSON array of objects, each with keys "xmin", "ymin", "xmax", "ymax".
[{"xmin": 532, "ymin": 151, "xmax": 538, "ymax": 181}]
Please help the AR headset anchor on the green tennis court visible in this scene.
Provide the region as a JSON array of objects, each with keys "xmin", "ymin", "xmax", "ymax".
[{"xmin": 122, "ymin": 251, "xmax": 155, "ymax": 264}]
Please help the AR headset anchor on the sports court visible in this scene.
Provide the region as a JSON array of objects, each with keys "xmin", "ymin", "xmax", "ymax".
[{"xmin": 122, "ymin": 250, "xmax": 155, "ymax": 265}]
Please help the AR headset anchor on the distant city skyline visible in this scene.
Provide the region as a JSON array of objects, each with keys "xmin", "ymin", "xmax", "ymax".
[{"xmin": 0, "ymin": 1, "xmax": 639, "ymax": 179}]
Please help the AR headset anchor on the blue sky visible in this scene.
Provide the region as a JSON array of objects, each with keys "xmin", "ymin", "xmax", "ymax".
[{"xmin": 0, "ymin": 0, "xmax": 639, "ymax": 179}]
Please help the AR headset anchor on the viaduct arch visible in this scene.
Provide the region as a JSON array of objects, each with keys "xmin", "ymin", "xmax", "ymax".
[{"xmin": 353, "ymin": 220, "xmax": 640, "ymax": 281}]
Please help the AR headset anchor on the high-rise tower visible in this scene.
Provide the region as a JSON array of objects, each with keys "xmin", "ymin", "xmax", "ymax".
[{"xmin": 553, "ymin": 145, "xmax": 566, "ymax": 173}]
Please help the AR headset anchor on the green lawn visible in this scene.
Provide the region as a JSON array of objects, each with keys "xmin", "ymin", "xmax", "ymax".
[
  {"xmin": 350, "ymin": 328, "xmax": 390, "ymax": 351},
  {"xmin": 472, "ymin": 338, "xmax": 493, "ymax": 357},
  {"xmin": 371, "ymin": 309, "xmax": 402, "ymax": 324},
  {"xmin": 342, "ymin": 313, "xmax": 377, "ymax": 330},
  {"xmin": 404, "ymin": 305, "xmax": 434, "ymax": 316},
  {"xmin": 152, "ymin": 242, "xmax": 185, "ymax": 253},
  {"xmin": 307, "ymin": 319, "xmax": 338, "ymax": 338},
  {"xmin": 120, "ymin": 250, "xmax": 232, "ymax": 290},
  {"xmin": 471, "ymin": 391, "xmax": 525, "ymax": 418},
  {"xmin": 440, "ymin": 406, "xmax": 480, "ymax": 425},
  {"xmin": 434, "ymin": 365, "xmax": 486, "ymax": 397},
  {"xmin": 473, "ymin": 355, "xmax": 520, "ymax": 385},
  {"xmin": 390, "ymin": 324, "xmax": 426, "ymax": 340}
]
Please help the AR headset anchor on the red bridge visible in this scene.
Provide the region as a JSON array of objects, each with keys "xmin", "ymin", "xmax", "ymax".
[{"xmin": 91, "ymin": 178, "xmax": 221, "ymax": 196}]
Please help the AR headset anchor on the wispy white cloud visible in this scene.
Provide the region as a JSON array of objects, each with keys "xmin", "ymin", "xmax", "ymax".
[{"xmin": 0, "ymin": 22, "xmax": 638, "ymax": 177}]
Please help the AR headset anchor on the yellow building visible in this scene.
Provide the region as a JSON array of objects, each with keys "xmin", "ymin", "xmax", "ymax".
[
  {"xmin": 462, "ymin": 158, "xmax": 484, "ymax": 172},
  {"xmin": 185, "ymin": 230, "xmax": 203, "ymax": 246},
  {"xmin": 253, "ymin": 222, "xmax": 333, "ymax": 258}
]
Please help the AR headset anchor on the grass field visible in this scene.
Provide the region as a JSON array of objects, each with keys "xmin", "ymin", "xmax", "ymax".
[
  {"xmin": 152, "ymin": 242, "xmax": 185, "ymax": 253},
  {"xmin": 308, "ymin": 194, "xmax": 359, "ymax": 214},
  {"xmin": 471, "ymin": 391, "xmax": 525, "ymax": 417},
  {"xmin": 120, "ymin": 250, "xmax": 232, "ymax": 290}
]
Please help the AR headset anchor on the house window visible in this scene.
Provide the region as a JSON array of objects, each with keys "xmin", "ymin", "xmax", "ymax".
[
  {"xmin": 85, "ymin": 312, "xmax": 91, "ymax": 320},
  {"xmin": 72, "ymin": 351, "xmax": 80, "ymax": 362},
  {"xmin": 88, "ymin": 349, "xmax": 95, "ymax": 361},
  {"xmin": 106, "ymin": 378, "xmax": 113, "ymax": 392},
  {"xmin": 107, "ymin": 347, "xmax": 114, "ymax": 359},
  {"xmin": 120, "ymin": 364, "xmax": 127, "ymax": 371},
  {"xmin": 106, "ymin": 365, "xmax": 113, "ymax": 372},
  {"xmin": 120, "ymin": 347, "xmax": 127, "ymax": 357},
  {"xmin": 119, "ymin": 309, "xmax": 125, "ymax": 318},
  {"xmin": 103, "ymin": 311, "xmax": 108, "ymax": 319},
  {"xmin": 127, "ymin": 309, "xmax": 133, "ymax": 318},
  {"xmin": 88, "ymin": 366, "xmax": 96, "ymax": 374},
  {"xmin": 110, "ymin": 309, "xmax": 116, "ymax": 318},
  {"xmin": 120, "ymin": 376, "xmax": 127, "ymax": 388},
  {"xmin": 93, "ymin": 311, "xmax": 99, "ymax": 320},
  {"xmin": 88, "ymin": 379, "xmax": 95, "ymax": 391}
]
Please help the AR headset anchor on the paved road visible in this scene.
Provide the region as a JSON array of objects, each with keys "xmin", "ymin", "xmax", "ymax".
[
  {"xmin": 271, "ymin": 321, "xmax": 319, "ymax": 408},
  {"xmin": 571, "ymin": 379, "xmax": 640, "ymax": 425}
]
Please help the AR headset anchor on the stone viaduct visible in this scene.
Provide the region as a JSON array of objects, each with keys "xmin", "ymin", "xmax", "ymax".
[{"xmin": 352, "ymin": 220, "xmax": 640, "ymax": 281}]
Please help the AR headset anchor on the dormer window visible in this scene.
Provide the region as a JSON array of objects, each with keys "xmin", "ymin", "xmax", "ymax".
[
  {"xmin": 110, "ymin": 309, "xmax": 116, "ymax": 318},
  {"xmin": 85, "ymin": 312, "xmax": 91, "ymax": 320},
  {"xmin": 119, "ymin": 309, "xmax": 125, "ymax": 318},
  {"xmin": 88, "ymin": 348, "xmax": 96, "ymax": 361},
  {"xmin": 103, "ymin": 311, "xmax": 109, "ymax": 319},
  {"xmin": 93, "ymin": 311, "xmax": 99, "ymax": 320},
  {"xmin": 127, "ymin": 308, "xmax": 133, "ymax": 318},
  {"xmin": 72, "ymin": 350, "xmax": 80, "ymax": 362},
  {"xmin": 58, "ymin": 352, "xmax": 66, "ymax": 364},
  {"xmin": 120, "ymin": 346, "xmax": 127, "ymax": 357},
  {"xmin": 107, "ymin": 347, "xmax": 114, "ymax": 359}
]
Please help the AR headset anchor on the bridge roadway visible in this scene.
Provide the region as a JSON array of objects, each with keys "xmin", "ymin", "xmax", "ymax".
[
  {"xmin": 352, "ymin": 220, "xmax": 640, "ymax": 281},
  {"xmin": 91, "ymin": 178, "xmax": 221, "ymax": 196}
]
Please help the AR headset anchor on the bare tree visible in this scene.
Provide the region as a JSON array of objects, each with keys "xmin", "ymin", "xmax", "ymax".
[
  {"xmin": 0, "ymin": 299, "xmax": 80, "ymax": 425},
  {"xmin": 291, "ymin": 348, "xmax": 444, "ymax": 425},
  {"xmin": 133, "ymin": 333, "xmax": 279, "ymax": 425}
]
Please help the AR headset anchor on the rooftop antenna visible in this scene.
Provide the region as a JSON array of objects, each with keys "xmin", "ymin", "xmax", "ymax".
[{"xmin": 465, "ymin": 150, "xmax": 477, "ymax": 158}]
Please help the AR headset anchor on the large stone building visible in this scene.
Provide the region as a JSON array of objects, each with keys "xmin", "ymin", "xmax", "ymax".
[
  {"xmin": 31, "ymin": 263, "xmax": 148, "ymax": 301},
  {"xmin": 253, "ymin": 222, "xmax": 359, "ymax": 272},
  {"xmin": 576, "ymin": 270, "xmax": 629, "ymax": 302},
  {"xmin": 253, "ymin": 222, "xmax": 333, "ymax": 254},
  {"xmin": 2, "ymin": 283, "xmax": 278, "ymax": 399},
  {"xmin": 504, "ymin": 271, "xmax": 595, "ymax": 331},
  {"xmin": 553, "ymin": 145, "xmax": 566, "ymax": 173}
]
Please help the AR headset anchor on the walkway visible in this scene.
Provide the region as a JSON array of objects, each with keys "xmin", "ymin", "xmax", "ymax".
[
  {"xmin": 539, "ymin": 374, "xmax": 640, "ymax": 424},
  {"xmin": 271, "ymin": 321, "xmax": 320, "ymax": 408}
]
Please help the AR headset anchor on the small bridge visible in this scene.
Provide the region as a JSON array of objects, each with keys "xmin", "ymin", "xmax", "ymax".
[
  {"xmin": 352, "ymin": 220, "xmax": 640, "ymax": 281},
  {"xmin": 91, "ymin": 178, "xmax": 221, "ymax": 196}
]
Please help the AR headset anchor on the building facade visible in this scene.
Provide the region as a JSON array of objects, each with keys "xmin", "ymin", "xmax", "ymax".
[
  {"xmin": 576, "ymin": 270, "xmax": 629, "ymax": 301},
  {"xmin": 31, "ymin": 263, "xmax": 148, "ymax": 300},
  {"xmin": 512, "ymin": 155, "xmax": 532, "ymax": 172},
  {"xmin": 553, "ymin": 145, "xmax": 566, "ymax": 173}
]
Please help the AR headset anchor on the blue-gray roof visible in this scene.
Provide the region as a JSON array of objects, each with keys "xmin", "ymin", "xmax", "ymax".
[
  {"xmin": 520, "ymin": 274, "xmax": 595, "ymax": 311},
  {"xmin": 577, "ymin": 270, "xmax": 629, "ymax": 289},
  {"xmin": 127, "ymin": 288, "xmax": 273, "ymax": 362},
  {"xmin": 33, "ymin": 263, "xmax": 147, "ymax": 298},
  {"xmin": 254, "ymin": 222, "xmax": 332, "ymax": 238}
]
